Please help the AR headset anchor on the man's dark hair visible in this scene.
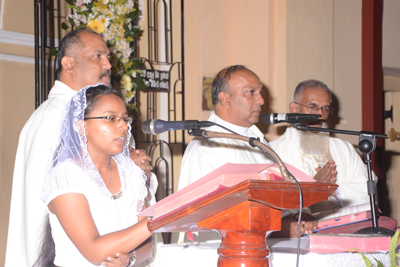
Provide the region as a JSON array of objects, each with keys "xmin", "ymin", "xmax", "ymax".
[
  {"xmin": 211, "ymin": 65, "xmax": 248, "ymax": 106},
  {"xmin": 84, "ymin": 84, "xmax": 123, "ymax": 117},
  {"xmin": 294, "ymin": 79, "xmax": 332, "ymax": 103},
  {"xmin": 56, "ymin": 28, "xmax": 100, "ymax": 79}
]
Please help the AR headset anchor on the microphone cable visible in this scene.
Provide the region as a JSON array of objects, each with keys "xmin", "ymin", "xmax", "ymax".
[
  {"xmin": 255, "ymin": 148, "xmax": 303, "ymax": 267},
  {"xmin": 212, "ymin": 123, "xmax": 276, "ymax": 163},
  {"xmin": 200, "ymin": 122, "xmax": 303, "ymax": 266}
]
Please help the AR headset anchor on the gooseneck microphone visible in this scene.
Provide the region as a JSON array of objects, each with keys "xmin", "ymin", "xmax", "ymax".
[
  {"xmin": 262, "ymin": 113, "xmax": 321, "ymax": 125},
  {"xmin": 142, "ymin": 119, "xmax": 214, "ymax": 135}
]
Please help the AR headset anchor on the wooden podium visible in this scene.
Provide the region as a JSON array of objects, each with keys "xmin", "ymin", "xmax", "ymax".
[{"xmin": 148, "ymin": 179, "xmax": 337, "ymax": 267}]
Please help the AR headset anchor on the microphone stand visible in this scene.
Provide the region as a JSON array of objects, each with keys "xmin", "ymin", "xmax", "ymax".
[
  {"xmin": 187, "ymin": 128, "xmax": 307, "ymax": 267},
  {"xmin": 293, "ymin": 123, "xmax": 395, "ymax": 236}
]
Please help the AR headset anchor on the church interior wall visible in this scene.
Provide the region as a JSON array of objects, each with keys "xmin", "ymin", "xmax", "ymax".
[
  {"xmin": 382, "ymin": 0, "xmax": 400, "ymax": 225},
  {"xmin": 1, "ymin": 0, "xmax": 33, "ymax": 34},
  {"xmin": 0, "ymin": 0, "xmax": 400, "ymax": 266},
  {"xmin": 286, "ymin": 0, "xmax": 363, "ymax": 147},
  {"xmin": 0, "ymin": 0, "xmax": 36, "ymax": 265}
]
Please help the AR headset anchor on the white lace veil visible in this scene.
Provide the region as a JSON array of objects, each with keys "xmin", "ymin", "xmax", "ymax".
[{"xmin": 41, "ymin": 83, "xmax": 147, "ymax": 226}]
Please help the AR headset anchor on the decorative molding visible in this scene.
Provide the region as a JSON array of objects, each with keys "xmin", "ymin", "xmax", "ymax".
[
  {"xmin": 0, "ymin": 30, "xmax": 34, "ymax": 47},
  {"xmin": 0, "ymin": 53, "xmax": 34, "ymax": 64},
  {"xmin": 0, "ymin": 30, "xmax": 59, "ymax": 47}
]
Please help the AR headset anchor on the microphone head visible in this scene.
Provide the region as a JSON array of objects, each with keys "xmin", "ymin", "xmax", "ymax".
[
  {"xmin": 261, "ymin": 113, "xmax": 275, "ymax": 125},
  {"xmin": 142, "ymin": 119, "xmax": 157, "ymax": 135}
]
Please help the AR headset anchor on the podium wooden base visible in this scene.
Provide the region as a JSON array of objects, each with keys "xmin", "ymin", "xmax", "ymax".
[{"xmin": 149, "ymin": 180, "xmax": 337, "ymax": 267}]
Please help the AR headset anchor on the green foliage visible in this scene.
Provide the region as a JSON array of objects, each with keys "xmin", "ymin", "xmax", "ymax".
[
  {"xmin": 132, "ymin": 77, "xmax": 147, "ymax": 90},
  {"xmin": 373, "ymin": 257, "xmax": 384, "ymax": 267},
  {"xmin": 349, "ymin": 249, "xmax": 372, "ymax": 267},
  {"xmin": 49, "ymin": 49, "xmax": 58, "ymax": 57},
  {"xmin": 124, "ymin": 26, "xmax": 140, "ymax": 39},
  {"xmin": 61, "ymin": 22, "xmax": 69, "ymax": 30},
  {"xmin": 350, "ymin": 231, "xmax": 400, "ymax": 267},
  {"xmin": 389, "ymin": 231, "xmax": 399, "ymax": 266}
]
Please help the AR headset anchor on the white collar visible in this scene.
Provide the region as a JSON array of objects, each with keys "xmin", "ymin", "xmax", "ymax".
[{"xmin": 209, "ymin": 111, "xmax": 256, "ymax": 138}]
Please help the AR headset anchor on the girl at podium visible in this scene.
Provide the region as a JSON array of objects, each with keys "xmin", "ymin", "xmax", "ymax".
[{"xmin": 39, "ymin": 84, "xmax": 152, "ymax": 266}]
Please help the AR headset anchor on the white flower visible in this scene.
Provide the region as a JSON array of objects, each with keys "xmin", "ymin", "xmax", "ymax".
[
  {"xmin": 126, "ymin": 0, "xmax": 134, "ymax": 10},
  {"xmin": 88, "ymin": 13, "xmax": 95, "ymax": 21},
  {"xmin": 98, "ymin": 15, "xmax": 111, "ymax": 28},
  {"xmin": 67, "ymin": 12, "xmax": 86, "ymax": 26},
  {"xmin": 116, "ymin": 5, "xmax": 128, "ymax": 15},
  {"xmin": 75, "ymin": 0, "xmax": 91, "ymax": 6}
]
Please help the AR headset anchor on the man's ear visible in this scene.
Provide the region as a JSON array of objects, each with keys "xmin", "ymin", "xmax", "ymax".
[
  {"xmin": 218, "ymin": 91, "xmax": 230, "ymax": 108},
  {"xmin": 61, "ymin": 56, "xmax": 75, "ymax": 74},
  {"xmin": 289, "ymin": 102, "xmax": 298, "ymax": 113}
]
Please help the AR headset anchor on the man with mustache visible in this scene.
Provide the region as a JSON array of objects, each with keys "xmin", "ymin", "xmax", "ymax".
[
  {"xmin": 270, "ymin": 80, "xmax": 372, "ymax": 214},
  {"xmin": 5, "ymin": 28, "xmax": 152, "ymax": 267},
  {"xmin": 178, "ymin": 66, "xmax": 317, "ymax": 240},
  {"xmin": 178, "ymin": 65, "xmax": 271, "ymax": 189}
]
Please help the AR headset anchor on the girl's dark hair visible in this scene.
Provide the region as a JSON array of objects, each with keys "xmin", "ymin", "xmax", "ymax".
[
  {"xmin": 84, "ymin": 84, "xmax": 124, "ymax": 117},
  {"xmin": 33, "ymin": 215, "xmax": 55, "ymax": 267}
]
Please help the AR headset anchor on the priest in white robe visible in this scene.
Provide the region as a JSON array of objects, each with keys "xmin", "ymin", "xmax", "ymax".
[
  {"xmin": 178, "ymin": 65, "xmax": 272, "ymax": 190},
  {"xmin": 178, "ymin": 110, "xmax": 272, "ymax": 189},
  {"xmin": 177, "ymin": 66, "xmax": 317, "ymax": 240},
  {"xmin": 270, "ymin": 79, "xmax": 374, "ymax": 212},
  {"xmin": 177, "ymin": 65, "xmax": 274, "ymax": 242}
]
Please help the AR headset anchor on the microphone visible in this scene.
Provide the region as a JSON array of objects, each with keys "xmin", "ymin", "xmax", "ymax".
[
  {"xmin": 142, "ymin": 119, "xmax": 214, "ymax": 135},
  {"xmin": 262, "ymin": 113, "xmax": 321, "ymax": 125}
]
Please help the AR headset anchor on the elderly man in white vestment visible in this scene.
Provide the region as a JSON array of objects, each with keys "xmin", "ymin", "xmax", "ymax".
[
  {"xmin": 5, "ymin": 28, "xmax": 156, "ymax": 267},
  {"xmin": 269, "ymin": 79, "xmax": 373, "ymax": 213}
]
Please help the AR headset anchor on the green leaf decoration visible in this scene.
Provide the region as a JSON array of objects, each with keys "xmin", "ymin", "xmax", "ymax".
[
  {"xmin": 132, "ymin": 58, "xmax": 144, "ymax": 68},
  {"xmin": 127, "ymin": 104, "xmax": 138, "ymax": 113},
  {"xmin": 65, "ymin": 4, "xmax": 80, "ymax": 11},
  {"xmin": 389, "ymin": 231, "xmax": 399, "ymax": 267},
  {"xmin": 61, "ymin": 22, "xmax": 69, "ymax": 30},
  {"xmin": 65, "ymin": 0, "xmax": 74, "ymax": 5},
  {"xmin": 49, "ymin": 49, "xmax": 58, "ymax": 57},
  {"xmin": 349, "ymin": 249, "xmax": 372, "ymax": 267},
  {"xmin": 132, "ymin": 77, "xmax": 148, "ymax": 90},
  {"xmin": 373, "ymin": 257, "xmax": 384, "ymax": 267},
  {"xmin": 132, "ymin": 26, "xmax": 140, "ymax": 35},
  {"xmin": 67, "ymin": 17, "xmax": 75, "ymax": 28},
  {"xmin": 128, "ymin": 11, "xmax": 139, "ymax": 21}
]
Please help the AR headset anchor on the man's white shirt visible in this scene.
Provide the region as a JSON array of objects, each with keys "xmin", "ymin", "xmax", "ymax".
[
  {"xmin": 5, "ymin": 81, "xmax": 76, "ymax": 266},
  {"xmin": 178, "ymin": 111, "xmax": 272, "ymax": 190}
]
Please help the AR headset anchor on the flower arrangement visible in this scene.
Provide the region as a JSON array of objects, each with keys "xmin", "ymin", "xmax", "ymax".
[{"xmin": 62, "ymin": 0, "xmax": 147, "ymax": 112}]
